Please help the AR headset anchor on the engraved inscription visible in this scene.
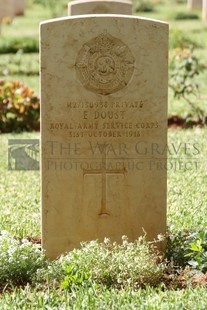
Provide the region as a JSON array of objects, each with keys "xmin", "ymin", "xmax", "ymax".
[
  {"xmin": 83, "ymin": 144, "xmax": 126, "ymax": 216},
  {"xmin": 75, "ymin": 30, "xmax": 135, "ymax": 95}
]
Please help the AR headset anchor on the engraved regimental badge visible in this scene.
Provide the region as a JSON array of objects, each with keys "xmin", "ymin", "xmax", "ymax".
[{"xmin": 75, "ymin": 31, "xmax": 135, "ymax": 95}]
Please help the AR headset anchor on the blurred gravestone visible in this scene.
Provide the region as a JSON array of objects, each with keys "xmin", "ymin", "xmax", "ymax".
[
  {"xmin": 41, "ymin": 15, "xmax": 168, "ymax": 259},
  {"xmin": 68, "ymin": 0, "xmax": 132, "ymax": 15},
  {"xmin": 203, "ymin": 0, "xmax": 207, "ymax": 20},
  {"xmin": 187, "ymin": 0, "xmax": 202, "ymax": 9},
  {"xmin": 0, "ymin": 0, "xmax": 14, "ymax": 23},
  {"xmin": 15, "ymin": 0, "xmax": 25, "ymax": 16}
]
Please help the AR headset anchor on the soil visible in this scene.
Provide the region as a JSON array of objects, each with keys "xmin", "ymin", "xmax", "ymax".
[
  {"xmin": 191, "ymin": 272, "xmax": 207, "ymax": 287},
  {"xmin": 168, "ymin": 115, "xmax": 205, "ymax": 128},
  {"xmin": 27, "ymin": 236, "xmax": 41, "ymax": 245}
]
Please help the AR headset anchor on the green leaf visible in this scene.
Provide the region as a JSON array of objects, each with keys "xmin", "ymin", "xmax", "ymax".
[
  {"xmin": 61, "ymin": 280, "xmax": 69, "ymax": 289},
  {"xmin": 188, "ymin": 260, "xmax": 199, "ymax": 268}
]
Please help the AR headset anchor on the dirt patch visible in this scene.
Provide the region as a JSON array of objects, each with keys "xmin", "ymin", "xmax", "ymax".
[
  {"xmin": 168, "ymin": 115, "xmax": 205, "ymax": 129},
  {"xmin": 27, "ymin": 236, "xmax": 41, "ymax": 245},
  {"xmin": 191, "ymin": 273, "xmax": 207, "ymax": 287}
]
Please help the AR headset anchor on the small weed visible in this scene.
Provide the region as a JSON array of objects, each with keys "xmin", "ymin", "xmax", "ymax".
[
  {"xmin": 61, "ymin": 236, "xmax": 166, "ymax": 290},
  {"xmin": 61, "ymin": 264, "xmax": 92, "ymax": 291},
  {"xmin": 166, "ymin": 230, "xmax": 207, "ymax": 273},
  {"xmin": 185, "ymin": 231, "xmax": 207, "ymax": 272},
  {"xmin": 0, "ymin": 231, "xmax": 46, "ymax": 289}
]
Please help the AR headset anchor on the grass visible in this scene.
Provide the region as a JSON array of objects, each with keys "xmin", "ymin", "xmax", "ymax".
[
  {"xmin": 0, "ymin": 285, "xmax": 207, "ymax": 309},
  {"xmin": 0, "ymin": 132, "xmax": 40, "ymax": 238},
  {"xmin": 1, "ymin": 3, "xmax": 51, "ymax": 38},
  {"xmin": 167, "ymin": 128, "xmax": 207, "ymax": 233},
  {"xmin": 134, "ymin": 1, "xmax": 202, "ymax": 23}
]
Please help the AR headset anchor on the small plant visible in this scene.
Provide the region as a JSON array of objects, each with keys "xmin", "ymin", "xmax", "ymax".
[
  {"xmin": 166, "ymin": 231, "xmax": 193, "ymax": 268},
  {"xmin": 166, "ymin": 230, "xmax": 207, "ymax": 272},
  {"xmin": 169, "ymin": 48, "xmax": 206, "ymax": 124},
  {"xmin": 185, "ymin": 231, "xmax": 207, "ymax": 272},
  {"xmin": 0, "ymin": 80, "xmax": 40, "ymax": 132},
  {"xmin": 0, "ymin": 231, "xmax": 46, "ymax": 289},
  {"xmin": 61, "ymin": 264, "xmax": 91, "ymax": 291},
  {"xmin": 133, "ymin": 0, "xmax": 155, "ymax": 12},
  {"xmin": 61, "ymin": 236, "xmax": 166, "ymax": 290}
]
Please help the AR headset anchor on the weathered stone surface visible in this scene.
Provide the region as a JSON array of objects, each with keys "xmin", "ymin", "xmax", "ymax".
[
  {"xmin": 40, "ymin": 15, "xmax": 168, "ymax": 259},
  {"xmin": 68, "ymin": 0, "xmax": 132, "ymax": 15}
]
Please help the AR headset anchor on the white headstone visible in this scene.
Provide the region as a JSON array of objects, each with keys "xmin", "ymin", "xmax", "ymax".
[
  {"xmin": 187, "ymin": 0, "xmax": 202, "ymax": 10},
  {"xmin": 15, "ymin": 0, "xmax": 25, "ymax": 16},
  {"xmin": 68, "ymin": 0, "xmax": 132, "ymax": 15},
  {"xmin": 40, "ymin": 15, "xmax": 168, "ymax": 259},
  {"xmin": 0, "ymin": 0, "xmax": 15, "ymax": 22},
  {"xmin": 203, "ymin": 0, "xmax": 207, "ymax": 20}
]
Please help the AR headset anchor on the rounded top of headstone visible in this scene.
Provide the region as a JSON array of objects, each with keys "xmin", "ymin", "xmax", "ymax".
[{"xmin": 68, "ymin": 0, "xmax": 132, "ymax": 16}]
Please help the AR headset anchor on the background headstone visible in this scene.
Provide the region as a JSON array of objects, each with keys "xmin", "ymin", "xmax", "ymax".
[
  {"xmin": 15, "ymin": 0, "xmax": 25, "ymax": 16},
  {"xmin": 203, "ymin": 0, "xmax": 207, "ymax": 20},
  {"xmin": 0, "ymin": 0, "xmax": 14, "ymax": 23},
  {"xmin": 187, "ymin": 0, "xmax": 202, "ymax": 10},
  {"xmin": 68, "ymin": 0, "xmax": 132, "ymax": 15},
  {"xmin": 41, "ymin": 15, "xmax": 168, "ymax": 259}
]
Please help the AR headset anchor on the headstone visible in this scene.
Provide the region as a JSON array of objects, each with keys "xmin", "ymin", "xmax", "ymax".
[
  {"xmin": 0, "ymin": 1, "xmax": 3, "ymax": 33},
  {"xmin": 41, "ymin": 15, "xmax": 168, "ymax": 259},
  {"xmin": 187, "ymin": 0, "xmax": 202, "ymax": 10},
  {"xmin": 68, "ymin": 0, "xmax": 132, "ymax": 15},
  {"xmin": 15, "ymin": 0, "xmax": 25, "ymax": 16},
  {"xmin": 0, "ymin": 0, "xmax": 14, "ymax": 23},
  {"xmin": 203, "ymin": 0, "xmax": 207, "ymax": 20}
]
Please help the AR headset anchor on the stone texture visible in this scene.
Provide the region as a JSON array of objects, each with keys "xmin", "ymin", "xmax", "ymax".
[
  {"xmin": 187, "ymin": 0, "xmax": 202, "ymax": 9},
  {"xmin": 40, "ymin": 15, "xmax": 168, "ymax": 259},
  {"xmin": 15, "ymin": 0, "xmax": 25, "ymax": 16},
  {"xmin": 203, "ymin": 0, "xmax": 207, "ymax": 20},
  {"xmin": 68, "ymin": 0, "xmax": 132, "ymax": 15}
]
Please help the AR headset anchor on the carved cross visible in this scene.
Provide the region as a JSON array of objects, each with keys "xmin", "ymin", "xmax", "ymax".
[{"xmin": 83, "ymin": 145, "xmax": 126, "ymax": 216}]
